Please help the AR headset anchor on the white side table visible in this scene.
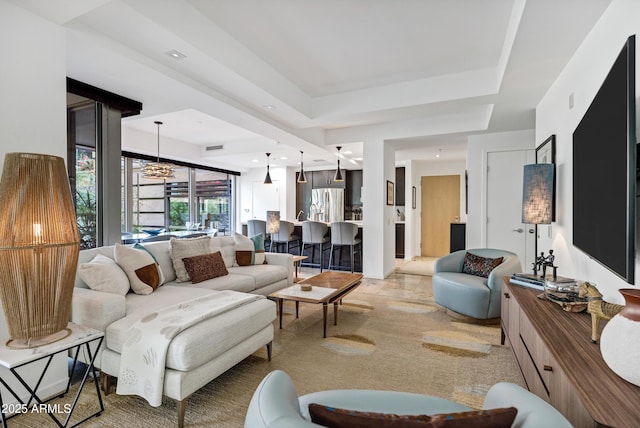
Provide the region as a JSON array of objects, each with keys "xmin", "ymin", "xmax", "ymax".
[{"xmin": 0, "ymin": 322, "xmax": 104, "ymax": 427}]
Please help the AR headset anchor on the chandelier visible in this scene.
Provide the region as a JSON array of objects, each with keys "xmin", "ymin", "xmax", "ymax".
[{"xmin": 141, "ymin": 121, "xmax": 174, "ymax": 179}]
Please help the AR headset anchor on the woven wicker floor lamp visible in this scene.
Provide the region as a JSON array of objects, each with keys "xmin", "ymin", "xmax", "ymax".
[{"xmin": 0, "ymin": 153, "xmax": 80, "ymax": 349}]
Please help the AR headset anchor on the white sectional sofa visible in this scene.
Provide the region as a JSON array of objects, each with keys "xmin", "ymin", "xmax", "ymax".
[{"xmin": 71, "ymin": 234, "xmax": 293, "ymax": 428}]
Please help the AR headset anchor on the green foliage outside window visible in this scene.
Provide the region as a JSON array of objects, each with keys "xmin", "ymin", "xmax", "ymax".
[
  {"xmin": 170, "ymin": 200, "xmax": 189, "ymax": 229},
  {"xmin": 76, "ymin": 148, "xmax": 97, "ymax": 249}
]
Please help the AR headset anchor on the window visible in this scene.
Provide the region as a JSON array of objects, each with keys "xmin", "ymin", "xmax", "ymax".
[
  {"xmin": 67, "ymin": 79, "xmax": 142, "ymax": 247},
  {"xmin": 121, "ymin": 155, "xmax": 237, "ymax": 238},
  {"xmin": 68, "ymin": 103, "xmax": 98, "ymax": 249},
  {"xmin": 195, "ymin": 169, "xmax": 233, "ymax": 235}
]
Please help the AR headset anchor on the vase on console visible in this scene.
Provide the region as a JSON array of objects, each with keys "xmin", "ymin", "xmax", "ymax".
[{"xmin": 600, "ymin": 288, "xmax": 640, "ymax": 387}]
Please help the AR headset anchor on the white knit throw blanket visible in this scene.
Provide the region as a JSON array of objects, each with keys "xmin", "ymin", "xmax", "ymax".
[{"xmin": 116, "ymin": 291, "xmax": 262, "ymax": 406}]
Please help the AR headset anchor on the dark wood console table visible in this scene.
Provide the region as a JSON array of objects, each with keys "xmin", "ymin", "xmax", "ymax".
[{"xmin": 501, "ymin": 277, "xmax": 640, "ymax": 427}]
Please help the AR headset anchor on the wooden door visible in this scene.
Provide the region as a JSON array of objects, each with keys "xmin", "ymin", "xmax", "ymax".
[{"xmin": 421, "ymin": 175, "xmax": 460, "ymax": 257}]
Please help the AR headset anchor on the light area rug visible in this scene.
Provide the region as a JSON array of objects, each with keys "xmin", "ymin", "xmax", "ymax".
[
  {"xmin": 10, "ymin": 274, "xmax": 524, "ymax": 427},
  {"xmin": 395, "ymin": 256, "xmax": 437, "ymax": 276}
]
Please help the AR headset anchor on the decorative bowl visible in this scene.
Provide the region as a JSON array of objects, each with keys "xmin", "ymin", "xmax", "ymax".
[{"xmin": 143, "ymin": 228, "xmax": 164, "ymax": 236}]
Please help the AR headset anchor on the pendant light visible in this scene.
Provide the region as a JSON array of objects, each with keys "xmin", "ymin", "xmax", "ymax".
[
  {"xmin": 264, "ymin": 152, "xmax": 273, "ymax": 184},
  {"xmin": 141, "ymin": 121, "xmax": 175, "ymax": 179},
  {"xmin": 297, "ymin": 150, "xmax": 307, "ymax": 183},
  {"xmin": 333, "ymin": 146, "xmax": 344, "ymax": 182}
]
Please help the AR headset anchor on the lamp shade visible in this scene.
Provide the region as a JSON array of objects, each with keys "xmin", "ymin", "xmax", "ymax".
[
  {"xmin": 297, "ymin": 150, "xmax": 307, "ymax": 183},
  {"xmin": 334, "ymin": 146, "xmax": 344, "ymax": 182},
  {"xmin": 522, "ymin": 163, "xmax": 555, "ymax": 224},
  {"xmin": 141, "ymin": 121, "xmax": 174, "ymax": 179},
  {"xmin": 264, "ymin": 152, "xmax": 273, "ymax": 184},
  {"xmin": 266, "ymin": 211, "xmax": 280, "ymax": 234},
  {"xmin": 0, "ymin": 153, "xmax": 80, "ymax": 348}
]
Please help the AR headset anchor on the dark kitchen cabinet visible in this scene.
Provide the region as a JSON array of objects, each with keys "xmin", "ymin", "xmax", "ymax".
[
  {"xmin": 312, "ymin": 170, "xmax": 345, "ymax": 189},
  {"xmin": 450, "ymin": 223, "xmax": 466, "ymax": 252},
  {"xmin": 296, "ymin": 171, "xmax": 312, "ymax": 221},
  {"xmin": 347, "ymin": 170, "xmax": 363, "ymax": 205},
  {"xmin": 345, "ymin": 170, "xmax": 363, "ymax": 220},
  {"xmin": 395, "ymin": 223, "xmax": 405, "ymax": 258},
  {"xmin": 395, "ymin": 167, "xmax": 405, "ymax": 206}
]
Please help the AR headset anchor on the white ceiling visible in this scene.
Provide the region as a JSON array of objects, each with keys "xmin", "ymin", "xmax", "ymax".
[{"xmin": 13, "ymin": 0, "xmax": 611, "ymax": 172}]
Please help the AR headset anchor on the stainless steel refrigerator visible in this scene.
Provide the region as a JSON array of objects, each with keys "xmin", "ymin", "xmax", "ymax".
[{"xmin": 311, "ymin": 188, "xmax": 344, "ymax": 223}]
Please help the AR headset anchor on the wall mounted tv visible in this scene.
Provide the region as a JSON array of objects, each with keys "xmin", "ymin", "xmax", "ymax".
[{"xmin": 573, "ymin": 35, "xmax": 636, "ymax": 283}]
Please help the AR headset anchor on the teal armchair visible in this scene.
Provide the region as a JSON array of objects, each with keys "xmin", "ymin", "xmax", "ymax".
[{"xmin": 432, "ymin": 248, "xmax": 522, "ymax": 319}]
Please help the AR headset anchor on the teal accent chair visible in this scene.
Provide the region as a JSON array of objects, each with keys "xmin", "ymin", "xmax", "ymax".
[
  {"xmin": 432, "ymin": 248, "xmax": 522, "ymax": 319},
  {"xmin": 244, "ymin": 370, "xmax": 572, "ymax": 428}
]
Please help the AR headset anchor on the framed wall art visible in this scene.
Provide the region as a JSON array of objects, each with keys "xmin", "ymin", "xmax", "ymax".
[{"xmin": 387, "ymin": 181, "xmax": 394, "ymax": 205}]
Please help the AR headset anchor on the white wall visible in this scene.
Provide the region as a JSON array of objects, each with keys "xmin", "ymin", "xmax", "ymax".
[
  {"xmin": 239, "ymin": 166, "xmax": 294, "ymax": 223},
  {"xmin": 0, "ymin": 0, "xmax": 69, "ymax": 403},
  {"xmin": 405, "ymin": 159, "xmax": 467, "ymax": 259},
  {"xmin": 362, "ymin": 140, "xmax": 396, "ymax": 278},
  {"xmin": 536, "ymin": 0, "xmax": 640, "ymax": 302},
  {"xmin": 466, "ymin": 130, "xmax": 535, "ymax": 248}
]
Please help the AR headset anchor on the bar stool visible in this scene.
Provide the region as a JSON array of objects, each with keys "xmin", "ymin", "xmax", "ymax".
[
  {"xmin": 300, "ymin": 221, "xmax": 330, "ymax": 272},
  {"xmin": 270, "ymin": 220, "xmax": 300, "ymax": 253},
  {"xmin": 328, "ymin": 222, "xmax": 361, "ymax": 272},
  {"xmin": 247, "ymin": 219, "xmax": 270, "ymax": 248}
]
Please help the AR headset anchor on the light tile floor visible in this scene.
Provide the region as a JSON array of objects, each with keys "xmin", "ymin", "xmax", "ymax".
[{"xmin": 296, "ymin": 261, "xmax": 432, "ymax": 302}]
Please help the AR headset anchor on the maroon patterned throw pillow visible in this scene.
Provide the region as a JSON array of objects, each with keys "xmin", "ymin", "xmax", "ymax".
[
  {"xmin": 181, "ymin": 251, "xmax": 228, "ymax": 284},
  {"xmin": 308, "ymin": 403, "xmax": 517, "ymax": 428},
  {"xmin": 461, "ymin": 252, "xmax": 504, "ymax": 278}
]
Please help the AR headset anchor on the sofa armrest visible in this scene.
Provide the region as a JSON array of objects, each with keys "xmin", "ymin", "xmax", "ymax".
[
  {"xmin": 433, "ymin": 250, "xmax": 466, "ymax": 274},
  {"xmin": 483, "ymin": 382, "xmax": 571, "ymax": 427},
  {"xmin": 265, "ymin": 252, "xmax": 294, "ymax": 284},
  {"xmin": 71, "ymin": 288, "xmax": 126, "ymax": 333}
]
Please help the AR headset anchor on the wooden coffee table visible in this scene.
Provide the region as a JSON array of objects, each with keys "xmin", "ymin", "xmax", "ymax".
[
  {"xmin": 270, "ymin": 271, "xmax": 363, "ymax": 337},
  {"xmin": 292, "ymin": 255, "xmax": 308, "ymax": 282}
]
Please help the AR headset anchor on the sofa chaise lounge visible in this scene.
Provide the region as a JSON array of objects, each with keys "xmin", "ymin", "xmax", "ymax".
[{"xmin": 72, "ymin": 234, "xmax": 293, "ymax": 427}]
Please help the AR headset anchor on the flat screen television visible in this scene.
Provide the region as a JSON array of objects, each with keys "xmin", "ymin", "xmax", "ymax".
[{"xmin": 573, "ymin": 35, "xmax": 636, "ymax": 283}]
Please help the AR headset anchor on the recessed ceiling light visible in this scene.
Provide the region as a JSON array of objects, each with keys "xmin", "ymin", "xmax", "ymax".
[
  {"xmin": 344, "ymin": 150, "xmax": 352, "ymax": 154},
  {"xmin": 166, "ymin": 49, "xmax": 186, "ymax": 60},
  {"xmin": 280, "ymin": 157, "xmax": 288, "ymax": 160},
  {"xmin": 263, "ymin": 105, "xmax": 276, "ymax": 110},
  {"xmin": 252, "ymin": 159, "xmax": 259, "ymax": 163}
]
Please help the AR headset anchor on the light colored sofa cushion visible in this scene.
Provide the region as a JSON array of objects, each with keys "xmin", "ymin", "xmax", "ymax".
[
  {"xmin": 78, "ymin": 254, "xmax": 130, "ymax": 296},
  {"xmin": 75, "ymin": 246, "xmax": 121, "ymax": 288},
  {"xmin": 114, "ymin": 243, "xmax": 164, "ymax": 294},
  {"xmin": 234, "ymin": 232, "xmax": 266, "ymax": 265},
  {"xmin": 105, "ymin": 286, "xmax": 275, "ymax": 371},
  {"xmin": 106, "ymin": 286, "xmax": 215, "ymax": 352},
  {"xmin": 187, "ymin": 273, "xmax": 256, "ymax": 293},
  {"xmin": 229, "ymin": 265, "xmax": 289, "ymax": 289},
  {"xmin": 138, "ymin": 241, "xmax": 177, "ymax": 283},
  {"xmin": 210, "ymin": 235, "xmax": 239, "ymax": 267},
  {"xmin": 170, "ymin": 236, "xmax": 212, "ymax": 282}
]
